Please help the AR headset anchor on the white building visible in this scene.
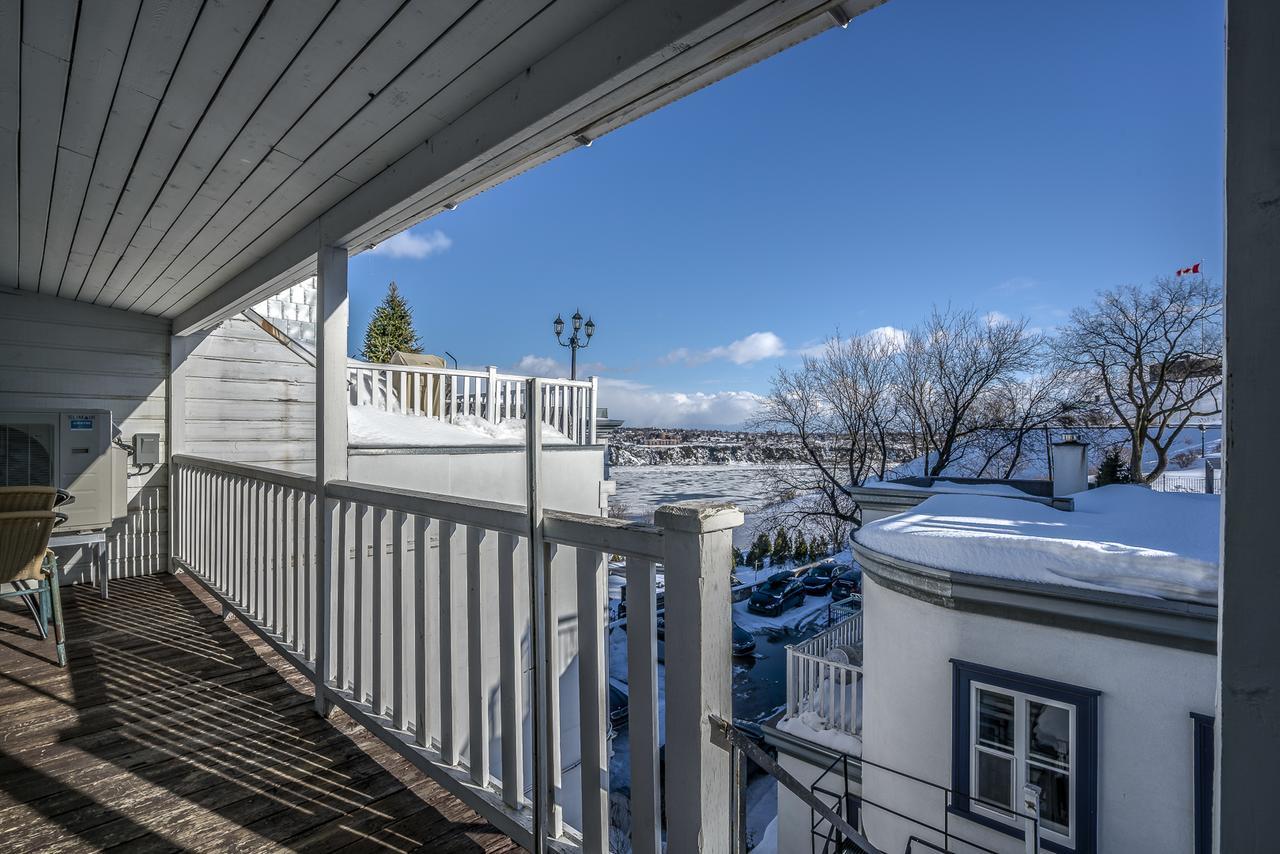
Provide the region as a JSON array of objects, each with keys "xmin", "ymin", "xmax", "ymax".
[{"xmin": 767, "ymin": 474, "xmax": 1218, "ymax": 854}]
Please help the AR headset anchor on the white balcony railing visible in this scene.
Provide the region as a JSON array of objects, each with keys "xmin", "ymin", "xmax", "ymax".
[
  {"xmin": 348, "ymin": 361, "xmax": 597, "ymax": 445},
  {"xmin": 170, "ymin": 451, "xmax": 742, "ymax": 854},
  {"xmin": 785, "ymin": 612, "xmax": 864, "ymax": 742}
]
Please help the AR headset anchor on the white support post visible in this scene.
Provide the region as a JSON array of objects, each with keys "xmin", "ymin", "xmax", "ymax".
[
  {"xmin": 487, "ymin": 366, "xmax": 499, "ymax": 423},
  {"xmin": 655, "ymin": 500, "xmax": 744, "ymax": 854},
  {"xmin": 315, "ymin": 240, "xmax": 349, "ymax": 717},
  {"xmin": 526, "ymin": 377, "xmax": 553, "ymax": 854},
  {"xmin": 589, "ymin": 376, "xmax": 598, "ymax": 446},
  {"xmin": 167, "ymin": 333, "xmax": 198, "ymax": 574}
]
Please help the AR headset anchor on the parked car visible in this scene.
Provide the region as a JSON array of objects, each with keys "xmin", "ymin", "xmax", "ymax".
[
  {"xmin": 609, "ymin": 682, "xmax": 629, "ymax": 728},
  {"xmin": 732, "ymin": 623, "xmax": 757, "ymax": 656},
  {"xmin": 830, "ymin": 565, "xmax": 861, "ymax": 600},
  {"xmin": 801, "ymin": 561, "xmax": 838, "ymax": 594},
  {"xmin": 747, "ymin": 571, "xmax": 806, "ymax": 616},
  {"xmin": 656, "ymin": 617, "xmax": 756, "ymax": 656}
]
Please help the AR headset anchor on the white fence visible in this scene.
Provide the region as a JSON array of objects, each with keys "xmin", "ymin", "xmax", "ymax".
[
  {"xmin": 348, "ymin": 361, "xmax": 597, "ymax": 444},
  {"xmin": 171, "ymin": 451, "xmax": 741, "ymax": 854},
  {"xmin": 1152, "ymin": 471, "xmax": 1220, "ymax": 494},
  {"xmin": 786, "ymin": 612, "xmax": 864, "ymax": 740}
]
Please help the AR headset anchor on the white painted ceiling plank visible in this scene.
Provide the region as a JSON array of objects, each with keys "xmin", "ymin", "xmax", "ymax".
[
  {"xmin": 0, "ymin": 0, "xmax": 19, "ymax": 289},
  {"xmin": 118, "ymin": 0, "xmax": 414, "ymax": 312},
  {"xmin": 102, "ymin": 0, "xmax": 334, "ymax": 310},
  {"xmin": 80, "ymin": 0, "xmax": 267, "ymax": 306},
  {"xmin": 144, "ymin": 0, "xmax": 483, "ymax": 315},
  {"xmin": 38, "ymin": 0, "xmax": 142, "ymax": 294},
  {"xmin": 57, "ymin": 0, "xmax": 202, "ymax": 299},
  {"xmin": 17, "ymin": 0, "xmax": 76, "ymax": 290}
]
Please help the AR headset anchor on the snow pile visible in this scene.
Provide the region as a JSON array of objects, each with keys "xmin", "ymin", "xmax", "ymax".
[
  {"xmin": 863, "ymin": 478, "xmax": 1034, "ymax": 498},
  {"xmin": 855, "ymin": 485, "xmax": 1219, "ymax": 604},
  {"xmin": 750, "ymin": 817, "xmax": 779, "ymax": 854},
  {"xmin": 777, "ymin": 711, "xmax": 863, "ymax": 757},
  {"xmin": 348, "ymin": 405, "xmax": 573, "ymax": 447}
]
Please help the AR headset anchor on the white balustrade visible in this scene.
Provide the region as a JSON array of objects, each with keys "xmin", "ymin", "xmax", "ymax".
[
  {"xmin": 786, "ymin": 612, "xmax": 865, "ymax": 740},
  {"xmin": 347, "ymin": 361, "xmax": 597, "ymax": 444},
  {"xmin": 170, "ymin": 452, "xmax": 742, "ymax": 854}
]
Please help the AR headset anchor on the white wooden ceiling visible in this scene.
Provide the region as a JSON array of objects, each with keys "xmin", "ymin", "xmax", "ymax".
[{"xmin": 0, "ymin": 0, "xmax": 877, "ymax": 332}]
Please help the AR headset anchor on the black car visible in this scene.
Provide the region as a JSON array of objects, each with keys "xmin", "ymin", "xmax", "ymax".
[
  {"xmin": 609, "ymin": 683, "xmax": 629, "ymax": 728},
  {"xmin": 656, "ymin": 617, "xmax": 756, "ymax": 656},
  {"xmin": 747, "ymin": 571, "xmax": 806, "ymax": 616},
  {"xmin": 801, "ymin": 561, "xmax": 838, "ymax": 594},
  {"xmin": 830, "ymin": 565, "xmax": 861, "ymax": 600}
]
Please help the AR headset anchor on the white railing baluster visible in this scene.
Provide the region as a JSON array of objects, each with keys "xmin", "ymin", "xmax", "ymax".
[
  {"xmin": 414, "ymin": 514, "xmax": 431, "ymax": 748},
  {"xmin": 543, "ymin": 542, "xmax": 563, "ymax": 838},
  {"xmin": 497, "ymin": 532, "xmax": 523, "ymax": 809},
  {"xmin": 627, "ymin": 556, "xmax": 661, "ymax": 854},
  {"xmin": 576, "ymin": 547, "xmax": 608, "ymax": 852},
  {"xmin": 372, "ymin": 506, "xmax": 388, "ymax": 716},
  {"xmin": 354, "ymin": 502, "xmax": 370, "ymax": 704},
  {"xmin": 439, "ymin": 520, "xmax": 462, "ymax": 764},
  {"xmin": 467, "ymin": 525, "xmax": 490, "ymax": 788},
  {"xmin": 393, "ymin": 510, "xmax": 408, "ymax": 730}
]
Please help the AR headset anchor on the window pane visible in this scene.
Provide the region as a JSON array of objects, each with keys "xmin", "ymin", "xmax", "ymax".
[
  {"xmin": 1028, "ymin": 765, "xmax": 1070, "ymax": 833},
  {"xmin": 1028, "ymin": 701, "xmax": 1071, "ymax": 768},
  {"xmin": 978, "ymin": 690, "xmax": 1015, "ymax": 751},
  {"xmin": 976, "ymin": 750, "xmax": 1014, "ymax": 809}
]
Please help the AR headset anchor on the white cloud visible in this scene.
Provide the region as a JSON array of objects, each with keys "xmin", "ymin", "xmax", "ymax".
[
  {"xmin": 598, "ymin": 378, "xmax": 764, "ymax": 428},
  {"xmin": 862, "ymin": 325, "xmax": 909, "ymax": 351},
  {"xmin": 368, "ymin": 227, "xmax": 453, "ymax": 259},
  {"xmin": 992, "ymin": 276, "xmax": 1039, "ymax": 294},
  {"xmin": 984, "ymin": 310, "xmax": 1012, "ymax": 327},
  {"xmin": 513, "ymin": 354, "xmax": 565, "ymax": 376},
  {"xmin": 666, "ymin": 331, "xmax": 787, "ymax": 366}
]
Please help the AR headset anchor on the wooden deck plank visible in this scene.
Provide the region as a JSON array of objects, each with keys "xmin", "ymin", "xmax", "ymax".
[{"xmin": 0, "ymin": 574, "xmax": 520, "ymax": 853}]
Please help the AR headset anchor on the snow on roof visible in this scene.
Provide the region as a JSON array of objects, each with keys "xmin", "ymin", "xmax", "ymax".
[
  {"xmin": 862, "ymin": 478, "xmax": 1033, "ymax": 498},
  {"xmin": 854, "ymin": 485, "xmax": 1219, "ymax": 605},
  {"xmin": 348, "ymin": 405, "xmax": 573, "ymax": 447}
]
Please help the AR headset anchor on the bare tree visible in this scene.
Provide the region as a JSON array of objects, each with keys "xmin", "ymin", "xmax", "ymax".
[
  {"xmin": 900, "ymin": 307, "xmax": 1039, "ymax": 476},
  {"xmin": 751, "ymin": 332, "xmax": 904, "ymax": 534},
  {"xmin": 1056, "ymin": 276, "xmax": 1223, "ymax": 483}
]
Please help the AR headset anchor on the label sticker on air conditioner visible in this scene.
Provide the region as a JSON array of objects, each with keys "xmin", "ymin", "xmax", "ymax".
[{"xmin": 68, "ymin": 415, "xmax": 95, "ymax": 431}]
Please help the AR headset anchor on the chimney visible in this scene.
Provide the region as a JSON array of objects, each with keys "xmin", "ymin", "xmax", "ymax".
[{"xmin": 1051, "ymin": 434, "xmax": 1090, "ymax": 497}]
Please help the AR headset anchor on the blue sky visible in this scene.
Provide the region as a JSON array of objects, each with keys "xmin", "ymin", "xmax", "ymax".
[{"xmin": 348, "ymin": 0, "xmax": 1224, "ymax": 428}]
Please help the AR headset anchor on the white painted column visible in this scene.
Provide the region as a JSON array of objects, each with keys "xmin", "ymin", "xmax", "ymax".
[
  {"xmin": 656, "ymin": 500, "xmax": 744, "ymax": 854},
  {"xmin": 1218, "ymin": 2, "xmax": 1280, "ymax": 850},
  {"xmin": 166, "ymin": 333, "xmax": 199, "ymax": 573},
  {"xmin": 315, "ymin": 241, "xmax": 349, "ymax": 717}
]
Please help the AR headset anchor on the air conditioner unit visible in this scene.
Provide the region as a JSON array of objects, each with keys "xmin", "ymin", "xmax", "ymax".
[{"xmin": 0, "ymin": 410, "xmax": 128, "ymax": 533}]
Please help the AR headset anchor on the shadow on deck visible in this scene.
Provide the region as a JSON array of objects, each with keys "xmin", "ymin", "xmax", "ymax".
[{"xmin": 0, "ymin": 573, "xmax": 521, "ymax": 853}]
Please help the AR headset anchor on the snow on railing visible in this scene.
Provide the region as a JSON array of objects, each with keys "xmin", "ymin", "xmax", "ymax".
[
  {"xmin": 347, "ymin": 361, "xmax": 597, "ymax": 444},
  {"xmin": 786, "ymin": 611, "xmax": 864, "ymax": 741},
  {"xmin": 170, "ymin": 453, "xmax": 743, "ymax": 854}
]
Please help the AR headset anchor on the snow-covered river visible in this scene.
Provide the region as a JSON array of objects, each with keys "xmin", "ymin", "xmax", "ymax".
[{"xmin": 609, "ymin": 463, "xmax": 776, "ymax": 547}]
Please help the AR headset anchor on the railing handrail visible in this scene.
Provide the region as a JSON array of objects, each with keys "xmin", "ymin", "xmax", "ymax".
[
  {"xmin": 348, "ymin": 359, "xmax": 594, "ymax": 388},
  {"xmin": 172, "ymin": 453, "xmax": 316, "ymax": 493}
]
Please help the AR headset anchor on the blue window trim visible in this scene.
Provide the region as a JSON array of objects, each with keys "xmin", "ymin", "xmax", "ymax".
[
  {"xmin": 1191, "ymin": 712, "xmax": 1214, "ymax": 854},
  {"xmin": 949, "ymin": 660, "xmax": 1099, "ymax": 854}
]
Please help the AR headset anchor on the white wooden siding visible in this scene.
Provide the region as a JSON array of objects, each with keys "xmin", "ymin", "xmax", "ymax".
[
  {"xmin": 0, "ymin": 288, "xmax": 169, "ymax": 582},
  {"xmin": 185, "ymin": 316, "xmax": 315, "ymax": 474}
]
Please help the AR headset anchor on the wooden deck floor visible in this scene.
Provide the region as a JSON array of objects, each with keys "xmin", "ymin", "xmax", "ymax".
[{"xmin": 0, "ymin": 573, "xmax": 522, "ymax": 853}]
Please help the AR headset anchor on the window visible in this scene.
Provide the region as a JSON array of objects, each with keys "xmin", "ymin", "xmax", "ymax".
[
  {"xmin": 1191, "ymin": 713, "xmax": 1213, "ymax": 854},
  {"xmin": 951, "ymin": 661, "xmax": 1098, "ymax": 854}
]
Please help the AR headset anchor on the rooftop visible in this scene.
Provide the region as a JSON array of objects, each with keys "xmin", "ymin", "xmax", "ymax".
[{"xmin": 854, "ymin": 485, "xmax": 1219, "ymax": 605}]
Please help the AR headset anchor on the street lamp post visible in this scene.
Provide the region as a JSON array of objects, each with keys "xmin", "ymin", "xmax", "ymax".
[{"xmin": 553, "ymin": 309, "xmax": 595, "ymax": 380}]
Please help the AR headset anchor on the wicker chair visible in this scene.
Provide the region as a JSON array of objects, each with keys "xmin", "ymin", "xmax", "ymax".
[
  {"xmin": 0, "ymin": 486, "xmax": 59, "ymax": 513},
  {"xmin": 0, "ymin": 511, "xmax": 66, "ymax": 666}
]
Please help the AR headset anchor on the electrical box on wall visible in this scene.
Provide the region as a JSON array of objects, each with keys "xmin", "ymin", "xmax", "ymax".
[{"xmin": 133, "ymin": 433, "xmax": 161, "ymax": 466}]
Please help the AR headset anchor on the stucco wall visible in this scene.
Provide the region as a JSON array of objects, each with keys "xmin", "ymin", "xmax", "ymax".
[{"xmin": 859, "ymin": 573, "xmax": 1216, "ymax": 854}]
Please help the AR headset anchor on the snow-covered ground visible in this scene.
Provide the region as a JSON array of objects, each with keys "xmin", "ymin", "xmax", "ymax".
[
  {"xmin": 348, "ymin": 405, "xmax": 573, "ymax": 446},
  {"xmin": 855, "ymin": 485, "xmax": 1219, "ymax": 604}
]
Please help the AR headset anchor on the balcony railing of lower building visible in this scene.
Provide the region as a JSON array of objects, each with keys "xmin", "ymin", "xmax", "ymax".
[
  {"xmin": 784, "ymin": 606, "xmax": 865, "ymax": 750},
  {"xmin": 170, "ymin": 453, "xmax": 740, "ymax": 854}
]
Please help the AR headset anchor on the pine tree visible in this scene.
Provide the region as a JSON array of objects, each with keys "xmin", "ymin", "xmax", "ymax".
[
  {"xmin": 792, "ymin": 532, "xmax": 809, "ymax": 564},
  {"xmin": 361, "ymin": 281, "xmax": 421, "ymax": 364},
  {"xmin": 812, "ymin": 536, "xmax": 828, "ymax": 558},
  {"xmin": 747, "ymin": 532, "xmax": 771, "ymax": 567},
  {"xmin": 732, "ymin": 546, "xmax": 745, "ymax": 568},
  {"xmin": 1097, "ymin": 446, "xmax": 1131, "ymax": 486},
  {"xmin": 771, "ymin": 528, "xmax": 791, "ymax": 565}
]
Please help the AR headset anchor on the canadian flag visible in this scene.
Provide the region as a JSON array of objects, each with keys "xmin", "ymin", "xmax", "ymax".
[{"xmin": 1176, "ymin": 262, "xmax": 1201, "ymax": 276}]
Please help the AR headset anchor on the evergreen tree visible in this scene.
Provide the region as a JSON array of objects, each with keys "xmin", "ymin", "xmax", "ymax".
[
  {"xmin": 732, "ymin": 546, "xmax": 745, "ymax": 568},
  {"xmin": 812, "ymin": 536, "xmax": 828, "ymax": 558},
  {"xmin": 1097, "ymin": 446, "xmax": 1131, "ymax": 486},
  {"xmin": 361, "ymin": 281, "xmax": 421, "ymax": 363},
  {"xmin": 792, "ymin": 532, "xmax": 809, "ymax": 564},
  {"xmin": 771, "ymin": 528, "xmax": 791, "ymax": 565},
  {"xmin": 747, "ymin": 532, "xmax": 771, "ymax": 567}
]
